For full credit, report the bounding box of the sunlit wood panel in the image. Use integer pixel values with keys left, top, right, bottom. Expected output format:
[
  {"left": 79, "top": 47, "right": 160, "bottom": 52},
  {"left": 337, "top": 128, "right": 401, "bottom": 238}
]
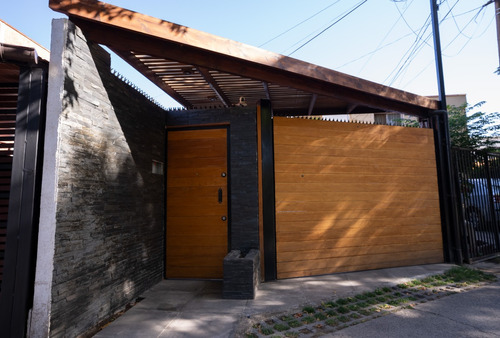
[
  {"left": 166, "top": 128, "right": 228, "bottom": 279},
  {"left": 274, "top": 117, "right": 443, "bottom": 279}
]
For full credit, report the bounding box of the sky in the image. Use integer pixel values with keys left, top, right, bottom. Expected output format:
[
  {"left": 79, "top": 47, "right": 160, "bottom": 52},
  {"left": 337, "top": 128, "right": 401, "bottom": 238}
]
[{"left": 2, "top": 0, "right": 499, "bottom": 115}]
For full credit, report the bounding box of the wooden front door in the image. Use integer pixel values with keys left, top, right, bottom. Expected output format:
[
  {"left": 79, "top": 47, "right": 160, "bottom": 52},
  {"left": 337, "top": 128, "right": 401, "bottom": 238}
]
[{"left": 166, "top": 127, "right": 229, "bottom": 279}]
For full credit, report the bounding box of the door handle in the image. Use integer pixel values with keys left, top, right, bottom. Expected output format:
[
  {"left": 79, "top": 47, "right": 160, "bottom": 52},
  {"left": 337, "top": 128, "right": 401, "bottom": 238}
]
[{"left": 218, "top": 188, "right": 223, "bottom": 204}]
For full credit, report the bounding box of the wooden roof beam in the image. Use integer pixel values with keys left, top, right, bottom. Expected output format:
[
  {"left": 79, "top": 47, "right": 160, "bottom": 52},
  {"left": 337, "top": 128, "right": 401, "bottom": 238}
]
[
  {"left": 307, "top": 94, "right": 318, "bottom": 116},
  {"left": 74, "top": 19, "right": 431, "bottom": 117},
  {"left": 262, "top": 82, "right": 272, "bottom": 101},
  {"left": 49, "top": 0, "right": 439, "bottom": 116},
  {"left": 346, "top": 104, "right": 357, "bottom": 114},
  {"left": 110, "top": 48, "right": 193, "bottom": 108},
  {"left": 196, "top": 67, "right": 231, "bottom": 107}
]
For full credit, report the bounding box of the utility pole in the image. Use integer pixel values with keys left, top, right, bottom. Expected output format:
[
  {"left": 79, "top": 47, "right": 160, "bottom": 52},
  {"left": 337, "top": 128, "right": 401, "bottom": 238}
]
[
  {"left": 429, "top": 0, "right": 462, "bottom": 264},
  {"left": 430, "top": 0, "right": 447, "bottom": 110},
  {"left": 496, "top": 0, "right": 500, "bottom": 71}
]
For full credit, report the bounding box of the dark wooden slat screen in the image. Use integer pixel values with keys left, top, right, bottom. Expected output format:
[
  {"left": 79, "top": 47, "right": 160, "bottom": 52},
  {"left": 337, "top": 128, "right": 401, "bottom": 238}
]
[{"left": 0, "top": 84, "right": 17, "bottom": 291}]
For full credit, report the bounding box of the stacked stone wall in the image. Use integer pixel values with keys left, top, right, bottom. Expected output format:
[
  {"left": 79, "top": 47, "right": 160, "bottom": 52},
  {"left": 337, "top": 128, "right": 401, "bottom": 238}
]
[{"left": 49, "top": 20, "right": 165, "bottom": 337}]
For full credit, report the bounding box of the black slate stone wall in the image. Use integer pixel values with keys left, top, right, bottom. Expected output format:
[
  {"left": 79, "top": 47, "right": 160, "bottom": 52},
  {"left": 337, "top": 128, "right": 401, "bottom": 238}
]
[
  {"left": 166, "top": 108, "right": 259, "bottom": 252},
  {"left": 49, "top": 20, "right": 165, "bottom": 337}
]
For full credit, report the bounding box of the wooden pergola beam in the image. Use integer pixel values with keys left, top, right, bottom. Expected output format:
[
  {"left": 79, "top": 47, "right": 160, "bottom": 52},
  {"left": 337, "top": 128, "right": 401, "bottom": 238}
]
[
  {"left": 196, "top": 67, "right": 232, "bottom": 107},
  {"left": 110, "top": 48, "right": 193, "bottom": 108},
  {"left": 307, "top": 94, "right": 317, "bottom": 116},
  {"left": 49, "top": 0, "right": 439, "bottom": 116},
  {"left": 262, "top": 82, "right": 271, "bottom": 101}
]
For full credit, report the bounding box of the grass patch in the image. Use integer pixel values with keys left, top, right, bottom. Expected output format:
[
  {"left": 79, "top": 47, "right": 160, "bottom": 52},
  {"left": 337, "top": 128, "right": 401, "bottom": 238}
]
[
  {"left": 338, "top": 316, "right": 350, "bottom": 323},
  {"left": 314, "top": 313, "right": 327, "bottom": 321},
  {"left": 260, "top": 327, "right": 274, "bottom": 335},
  {"left": 245, "top": 334, "right": 258, "bottom": 338},
  {"left": 350, "top": 313, "right": 362, "bottom": 319},
  {"left": 285, "top": 332, "right": 299, "bottom": 338},
  {"left": 357, "top": 301, "right": 370, "bottom": 308},
  {"left": 325, "top": 318, "right": 339, "bottom": 326},
  {"left": 444, "top": 266, "right": 496, "bottom": 283},
  {"left": 358, "top": 309, "right": 372, "bottom": 316},
  {"left": 301, "top": 316, "right": 315, "bottom": 324},
  {"left": 273, "top": 323, "right": 290, "bottom": 332},
  {"left": 287, "top": 319, "right": 302, "bottom": 328},
  {"left": 323, "top": 301, "right": 337, "bottom": 308},
  {"left": 326, "top": 309, "right": 337, "bottom": 317},
  {"left": 336, "top": 298, "right": 349, "bottom": 306},
  {"left": 302, "top": 306, "right": 316, "bottom": 314},
  {"left": 355, "top": 294, "right": 368, "bottom": 300},
  {"left": 337, "top": 306, "right": 349, "bottom": 314},
  {"left": 348, "top": 304, "right": 360, "bottom": 311}
]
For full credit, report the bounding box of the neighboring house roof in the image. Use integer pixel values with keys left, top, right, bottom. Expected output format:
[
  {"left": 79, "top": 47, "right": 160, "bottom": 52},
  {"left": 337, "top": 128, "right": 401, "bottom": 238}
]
[
  {"left": 49, "top": 0, "right": 440, "bottom": 117},
  {"left": 0, "top": 19, "right": 50, "bottom": 62},
  {"left": 428, "top": 94, "right": 467, "bottom": 108}
]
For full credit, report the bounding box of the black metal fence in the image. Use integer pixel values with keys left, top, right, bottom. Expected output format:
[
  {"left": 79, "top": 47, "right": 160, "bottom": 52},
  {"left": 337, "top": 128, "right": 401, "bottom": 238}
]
[{"left": 452, "top": 148, "right": 500, "bottom": 262}]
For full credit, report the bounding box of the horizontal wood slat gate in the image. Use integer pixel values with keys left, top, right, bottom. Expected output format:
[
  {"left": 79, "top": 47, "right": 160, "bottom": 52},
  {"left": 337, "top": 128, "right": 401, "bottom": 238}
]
[{"left": 273, "top": 117, "right": 444, "bottom": 279}]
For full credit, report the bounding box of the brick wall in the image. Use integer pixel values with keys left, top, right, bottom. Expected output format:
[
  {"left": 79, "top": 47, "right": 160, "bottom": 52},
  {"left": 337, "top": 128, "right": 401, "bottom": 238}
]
[
  {"left": 49, "top": 20, "right": 165, "bottom": 337},
  {"left": 166, "top": 108, "right": 259, "bottom": 252}
]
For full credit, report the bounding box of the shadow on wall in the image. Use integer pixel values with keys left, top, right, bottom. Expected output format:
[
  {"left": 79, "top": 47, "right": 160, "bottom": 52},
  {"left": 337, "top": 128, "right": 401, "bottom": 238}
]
[{"left": 50, "top": 23, "right": 165, "bottom": 337}]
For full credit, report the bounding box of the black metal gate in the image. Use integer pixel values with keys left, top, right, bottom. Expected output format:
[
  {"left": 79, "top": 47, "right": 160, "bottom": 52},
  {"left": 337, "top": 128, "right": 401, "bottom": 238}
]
[{"left": 452, "top": 148, "right": 500, "bottom": 262}]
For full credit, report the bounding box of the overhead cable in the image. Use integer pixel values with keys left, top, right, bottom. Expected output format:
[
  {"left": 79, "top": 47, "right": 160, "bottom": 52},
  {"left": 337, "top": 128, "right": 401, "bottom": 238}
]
[{"left": 288, "top": 0, "right": 368, "bottom": 56}]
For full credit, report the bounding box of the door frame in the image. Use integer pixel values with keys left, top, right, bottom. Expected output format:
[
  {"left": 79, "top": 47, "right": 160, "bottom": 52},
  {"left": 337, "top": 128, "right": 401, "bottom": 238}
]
[{"left": 164, "top": 123, "right": 231, "bottom": 279}]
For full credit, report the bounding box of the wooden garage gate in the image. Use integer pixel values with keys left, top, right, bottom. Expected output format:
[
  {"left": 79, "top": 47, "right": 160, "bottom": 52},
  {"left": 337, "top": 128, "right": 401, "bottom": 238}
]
[{"left": 273, "top": 117, "right": 444, "bottom": 279}]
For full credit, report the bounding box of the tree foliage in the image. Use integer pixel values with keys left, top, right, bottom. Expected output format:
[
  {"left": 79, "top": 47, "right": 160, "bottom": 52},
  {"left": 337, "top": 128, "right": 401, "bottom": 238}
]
[{"left": 448, "top": 102, "right": 500, "bottom": 152}]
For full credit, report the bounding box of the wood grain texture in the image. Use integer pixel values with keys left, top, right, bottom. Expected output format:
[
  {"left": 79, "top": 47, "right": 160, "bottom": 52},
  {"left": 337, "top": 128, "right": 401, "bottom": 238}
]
[
  {"left": 273, "top": 117, "right": 443, "bottom": 279},
  {"left": 166, "top": 128, "right": 228, "bottom": 278}
]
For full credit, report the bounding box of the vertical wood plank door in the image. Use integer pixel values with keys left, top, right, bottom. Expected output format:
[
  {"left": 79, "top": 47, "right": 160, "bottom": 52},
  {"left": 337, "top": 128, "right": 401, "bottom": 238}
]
[{"left": 166, "top": 127, "right": 228, "bottom": 279}]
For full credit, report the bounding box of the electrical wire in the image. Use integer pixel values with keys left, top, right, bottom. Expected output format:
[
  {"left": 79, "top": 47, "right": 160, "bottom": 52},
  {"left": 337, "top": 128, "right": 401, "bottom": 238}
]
[
  {"left": 384, "top": 14, "right": 432, "bottom": 86},
  {"left": 288, "top": 0, "right": 368, "bottom": 56},
  {"left": 259, "top": 0, "right": 342, "bottom": 48},
  {"left": 337, "top": 32, "right": 414, "bottom": 69},
  {"left": 394, "top": 0, "right": 431, "bottom": 47},
  {"left": 358, "top": 0, "right": 415, "bottom": 73},
  {"left": 398, "top": 0, "right": 494, "bottom": 87},
  {"left": 385, "top": 0, "right": 468, "bottom": 87}
]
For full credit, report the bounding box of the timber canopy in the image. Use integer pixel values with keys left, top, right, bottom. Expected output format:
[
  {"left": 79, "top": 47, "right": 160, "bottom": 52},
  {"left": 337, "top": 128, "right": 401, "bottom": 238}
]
[{"left": 49, "top": 0, "right": 440, "bottom": 117}]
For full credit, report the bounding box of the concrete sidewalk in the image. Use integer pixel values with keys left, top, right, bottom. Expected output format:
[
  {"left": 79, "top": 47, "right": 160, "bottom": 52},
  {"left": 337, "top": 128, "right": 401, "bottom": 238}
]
[
  {"left": 329, "top": 259, "right": 500, "bottom": 337},
  {"left": 94, "top": 263, "right": 454, "bottom": 337},
  {"left": 329, "top": 280, "right": 500, "bottom": 337}
]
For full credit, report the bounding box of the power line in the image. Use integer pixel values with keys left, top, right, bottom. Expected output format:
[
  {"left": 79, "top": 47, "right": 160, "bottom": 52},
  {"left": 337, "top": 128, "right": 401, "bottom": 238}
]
[
  {"left": 385, "top": 0, "right": 464, "bottom": 87},
  {"left": 288, "top": 0, "right": 368, "bottom": 56},
  {"left": 259, "top": 0, "right": 342, "bottom": 48},
  {"left": 395, "top": 0, "right": 493, "bottom": 87},
  {"left": 358, "top": 0, "right": 416, "bottom": 73},
  {"left": 337, "top": 32, "right": 414, "bottom": 69},
  {"left": 442, "top": 2, "right": 493, "bottom": 57},
  {"left": 394, "top": 0, "right": 431, "bottom": 47},
  {"left": 384, "top": 14, "right": 432, "bottom": 85}
]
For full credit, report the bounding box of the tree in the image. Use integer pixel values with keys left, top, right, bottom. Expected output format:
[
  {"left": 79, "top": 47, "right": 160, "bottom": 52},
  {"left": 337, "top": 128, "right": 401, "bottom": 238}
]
[{"left": 448, "top": 102, "right": 500, "bottom": 152}]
